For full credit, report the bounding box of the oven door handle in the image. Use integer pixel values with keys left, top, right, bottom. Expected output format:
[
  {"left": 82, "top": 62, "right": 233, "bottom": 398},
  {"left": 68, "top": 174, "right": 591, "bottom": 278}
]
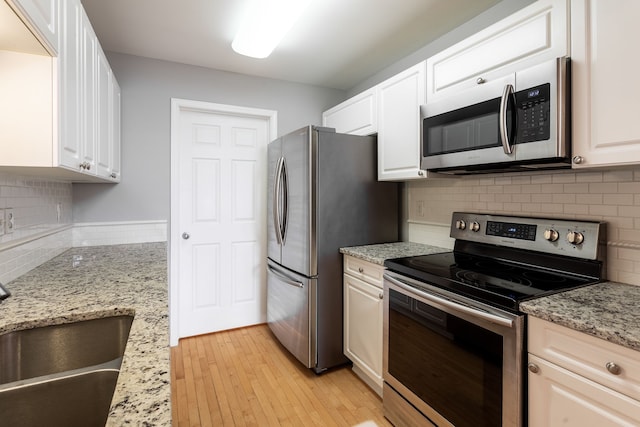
[{"left": 384, "top": 272, "right": 514, "bottom": 328}]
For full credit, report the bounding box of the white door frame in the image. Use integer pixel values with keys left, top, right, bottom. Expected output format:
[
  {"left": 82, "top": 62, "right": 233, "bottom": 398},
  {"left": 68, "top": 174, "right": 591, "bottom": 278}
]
[{"left": 169, "top": 98, "right": 277, "bottom": 346}]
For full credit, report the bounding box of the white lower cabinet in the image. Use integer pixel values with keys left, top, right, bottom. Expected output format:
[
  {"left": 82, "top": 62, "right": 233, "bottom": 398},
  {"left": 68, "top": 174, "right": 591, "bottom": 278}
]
[
  {"left": 528, "top": 317, "right": 640, "bottom": 426},
  {"left": 343, "top": 255, "right": 384, "bottom": 396}
]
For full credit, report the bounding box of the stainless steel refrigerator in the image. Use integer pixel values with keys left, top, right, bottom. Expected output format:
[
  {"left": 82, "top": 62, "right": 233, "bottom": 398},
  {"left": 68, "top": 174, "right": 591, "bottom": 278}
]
[{"left": 267, "top": 125, "right": 398, "bottom": 373}]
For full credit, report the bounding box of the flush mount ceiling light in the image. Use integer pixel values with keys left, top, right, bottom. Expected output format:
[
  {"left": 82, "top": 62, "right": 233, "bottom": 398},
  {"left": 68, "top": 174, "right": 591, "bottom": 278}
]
[{"left": 232, "top": 0, "right": 313, "bottom": 59}]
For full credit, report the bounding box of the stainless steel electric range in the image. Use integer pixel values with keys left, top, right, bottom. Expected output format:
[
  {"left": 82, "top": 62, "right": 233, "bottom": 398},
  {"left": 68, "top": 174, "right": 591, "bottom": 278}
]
[{"left": 382, "top": 212, "right": 606, "bottom": 427}]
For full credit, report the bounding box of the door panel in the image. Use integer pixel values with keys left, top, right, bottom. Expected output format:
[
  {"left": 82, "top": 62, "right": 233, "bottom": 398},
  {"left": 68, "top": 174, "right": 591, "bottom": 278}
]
[
  {"left": 177, "top": 108, "right": 268, "bottom": 337},
  {"left": 281, "top": 126, "right": 313, "bottom": 276}
]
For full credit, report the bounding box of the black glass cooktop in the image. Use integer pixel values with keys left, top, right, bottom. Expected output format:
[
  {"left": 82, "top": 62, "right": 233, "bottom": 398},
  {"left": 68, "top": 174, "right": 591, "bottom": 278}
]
[{"left": 384, "top": 251, "right": 599, "bottom": 312}]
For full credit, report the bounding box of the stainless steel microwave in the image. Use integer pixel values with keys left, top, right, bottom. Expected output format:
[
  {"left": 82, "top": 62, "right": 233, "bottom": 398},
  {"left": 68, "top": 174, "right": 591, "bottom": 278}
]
[{"left": 420, "top": 57, "right": 570, "bottom": 174}]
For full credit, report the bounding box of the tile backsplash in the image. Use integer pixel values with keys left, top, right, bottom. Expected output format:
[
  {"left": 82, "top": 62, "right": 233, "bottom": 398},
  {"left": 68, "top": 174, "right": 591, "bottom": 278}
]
[
  {"left": 0, "top": 173, "right": 73, "bottom": 283},
  {"left": 407, "top": 166, "right": 640, "bottom": 285}
]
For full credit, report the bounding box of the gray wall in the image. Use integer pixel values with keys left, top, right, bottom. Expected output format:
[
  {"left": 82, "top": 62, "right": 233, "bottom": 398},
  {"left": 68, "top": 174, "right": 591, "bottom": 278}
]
[
  {"left": 72, "top": 53, "right": 345, "bottom": 222},
  {"left": 348, "top": 0, "right": 536, "bottom": 97},
  {"left": 72, "top": 0, "right": 536, "bottom": 224}
]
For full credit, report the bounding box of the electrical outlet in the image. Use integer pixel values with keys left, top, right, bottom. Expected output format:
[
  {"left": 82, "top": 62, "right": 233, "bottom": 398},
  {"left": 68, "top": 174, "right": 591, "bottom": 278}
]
[
  {"left": 0, "top": 209, "right": 4, "bottom": 237},
  {"left": 5, "top": 209, "right": 14, "bottom": 234}
]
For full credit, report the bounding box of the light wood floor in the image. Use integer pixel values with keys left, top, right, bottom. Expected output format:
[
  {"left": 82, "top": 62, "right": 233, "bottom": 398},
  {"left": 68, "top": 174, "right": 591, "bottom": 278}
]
[{"left": 171, "top": 323, "right": 393, "bottom": 427}]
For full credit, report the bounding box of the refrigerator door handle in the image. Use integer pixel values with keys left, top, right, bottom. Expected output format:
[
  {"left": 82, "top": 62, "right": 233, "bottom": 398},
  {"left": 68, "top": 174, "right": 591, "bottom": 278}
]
[
  {"left": 281, "top": 157, "right": 288, "bottom": 244},
  {"left": 273, "top": 157, "right": 284, "bottom": 245},
  {"left": 267, "top": 265, "right": 304, "bottom": 288}
]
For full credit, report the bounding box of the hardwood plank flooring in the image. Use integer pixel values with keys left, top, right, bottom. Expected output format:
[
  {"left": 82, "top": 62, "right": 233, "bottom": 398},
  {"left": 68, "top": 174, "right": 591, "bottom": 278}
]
[{"left": 171, "top": 324, "right": 393, "bottom": 427}]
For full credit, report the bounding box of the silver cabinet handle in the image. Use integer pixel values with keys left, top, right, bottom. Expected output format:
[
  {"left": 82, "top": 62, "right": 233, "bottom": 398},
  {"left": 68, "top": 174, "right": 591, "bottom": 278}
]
[
  {"left": 358, "top": 267, "right": 364, "bottom": 273},
  {"left": 418, "top": 170, "right": 425, "bottom": 177},
  {"left": 110, "top": 173, "right": 117, "bottom": 179},
  {"left": 572, "top": 155, "right": 585, "bottom": 165},
  {"left": 378, "top": 293, "right": 383, "bottom": 300},
  {"left": 528, "top": 363, "right": 540, "bottom": 374},
  {"left": 182, "top": 232, "right": 190, "bottom": 240},
  {"left": 476, "top": 77, "right": 486, "bottom": 85},
  {"left": 606, "top": 362, "right": 621, "bottom": 375}
]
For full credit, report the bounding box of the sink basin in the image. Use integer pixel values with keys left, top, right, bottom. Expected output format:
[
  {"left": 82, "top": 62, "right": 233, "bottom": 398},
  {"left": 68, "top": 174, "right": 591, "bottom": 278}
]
[
  {"left": 0, "top": 315, "right": 133, "bottom": 427},
  {"left": 0, "top": 315, "right": 133, "bottom": 384},
  {"left": 0, "top": 364, "right": 120, "bottom": 427}
]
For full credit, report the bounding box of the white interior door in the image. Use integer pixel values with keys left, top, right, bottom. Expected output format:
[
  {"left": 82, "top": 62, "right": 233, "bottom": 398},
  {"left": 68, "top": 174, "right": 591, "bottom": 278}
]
[{"left": 170, "top": 99, "right": 276, "bottom": 343}]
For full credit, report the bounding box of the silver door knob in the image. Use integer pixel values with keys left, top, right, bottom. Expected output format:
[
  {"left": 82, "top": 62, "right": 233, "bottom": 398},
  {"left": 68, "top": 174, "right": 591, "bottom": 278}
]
[
  {"left": 572, "top": 155, "right": 584, "bottom": 164},
  {"left": 182, "top": 232, "right": 190, "bottom": 240},
  {"left": 606, "top": 362, "right": 621, "bottom": 375}
]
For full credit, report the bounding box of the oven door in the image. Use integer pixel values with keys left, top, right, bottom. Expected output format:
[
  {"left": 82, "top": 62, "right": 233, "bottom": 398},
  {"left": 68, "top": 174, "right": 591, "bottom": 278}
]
[{"left": 383, "top": 271, "right": 524, "bottom": 427}]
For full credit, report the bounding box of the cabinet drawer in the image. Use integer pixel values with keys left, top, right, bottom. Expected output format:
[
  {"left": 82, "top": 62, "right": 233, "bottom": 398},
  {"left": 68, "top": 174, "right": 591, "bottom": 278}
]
[
  {"left": 343, "top": 256, "right": 384, "bottom": 288},
  {"left": 529, "top": 317, "right": 640, "bottom": 399}
]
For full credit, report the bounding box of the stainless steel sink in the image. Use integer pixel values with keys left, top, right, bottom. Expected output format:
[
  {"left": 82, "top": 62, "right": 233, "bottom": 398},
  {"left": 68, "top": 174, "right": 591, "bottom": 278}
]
[
  {"left": 0, "top": 315, "right": 133, "bottom": 384},
  {"left": 0, "top": 315, "right": 133, "bottom": 427}
]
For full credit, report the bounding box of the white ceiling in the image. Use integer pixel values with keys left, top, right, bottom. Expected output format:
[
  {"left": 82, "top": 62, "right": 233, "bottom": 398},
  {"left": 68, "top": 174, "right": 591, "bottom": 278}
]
[{"left": 80, "top": 0, "right": 501, "bottom": 91}]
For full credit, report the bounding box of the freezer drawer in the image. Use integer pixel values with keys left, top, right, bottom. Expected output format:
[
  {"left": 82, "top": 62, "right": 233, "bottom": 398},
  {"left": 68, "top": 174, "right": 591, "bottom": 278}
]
[{"left": 266, "top": 259, "right": 316, "bottom": 368}]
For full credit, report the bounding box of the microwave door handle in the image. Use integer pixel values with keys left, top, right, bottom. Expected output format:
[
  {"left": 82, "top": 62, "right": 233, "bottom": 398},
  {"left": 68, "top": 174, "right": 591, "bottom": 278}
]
[
  {"left": 273, "top": 157, "right": 284, "bottom": 245},
  {"left": 499, "top": 83, "right": 515, "bottom": 155}
]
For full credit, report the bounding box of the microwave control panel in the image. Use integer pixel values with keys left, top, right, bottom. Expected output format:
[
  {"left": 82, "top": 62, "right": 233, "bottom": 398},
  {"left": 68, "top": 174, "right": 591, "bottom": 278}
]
[{"left": 515, "top": 83, "right": 550, "bottom": 143}]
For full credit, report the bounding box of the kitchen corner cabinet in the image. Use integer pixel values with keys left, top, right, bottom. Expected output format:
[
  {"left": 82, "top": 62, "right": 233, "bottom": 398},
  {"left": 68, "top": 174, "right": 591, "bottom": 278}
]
[
  {"left": 426, "top": 0, "right": 569, "bottom": 103},
  {"left": 343, "top": 255, "right": 385, "bottom": 397},
  {"left": 377, "top": 61, "right": 426, "bottom": 181},
  {"left": 528, "top": 317, "right": 640, "bottom": 426},
  {"left": 570, "top": 0, "right": 640, "bottom": 168},
  {"left": 6, "top": 0, "right": 59, "bottom": 54},
  {"left": 322, "top": 88, "right": 377, "bottom": 136},
  {"left": 322, "top": 61, "right": 428, "bottom": 181}
]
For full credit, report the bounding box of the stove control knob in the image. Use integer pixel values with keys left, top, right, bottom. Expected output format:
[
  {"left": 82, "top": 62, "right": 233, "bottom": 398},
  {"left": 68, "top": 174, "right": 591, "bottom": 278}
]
[
  {"left": 567, "top": 231, "right": 585, "bottom": 245},
  {"left": 543, "top": 229, "right": 559, "bottom": 242},
  {"left": 455, "top": 219, "right": 466, "bottom": 230},
  {"left": 470, "top": 221, "right": 480, "bottom": 232}
]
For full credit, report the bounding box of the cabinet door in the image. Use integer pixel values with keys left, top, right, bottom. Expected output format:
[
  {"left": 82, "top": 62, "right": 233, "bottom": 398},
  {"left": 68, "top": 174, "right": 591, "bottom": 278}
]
[
  {"left": 322, "top": 88, "right": 376, "bottom": 136},
  {"left": 570, "top": 0, "right": 640, "bottom": 168},
  {"left": 58, "top": 0, "right": 82, "bottom": 170},
  {"left": 377, "top": 61, "right": 426, "bottom": 181},
  {"left": 344, "top": 274, "right": 383, "bottom": 389},
  {"left": 96, "top": 44, "right": 111, "bottom": 178},
  {"left": 109, "top": 74, "right": 121, "bottom": 181},
  {"left": 528, "top": 355, "right": 640, "bottom": 427},
  {"left": 80, "top": 8, "right": 97, "bottom": 173},
  {"left": 8, "top": 0, "right": 59, "bottom": 54},
  {"left": 427, "top": 0, "right": 568, "bottom": 102}
]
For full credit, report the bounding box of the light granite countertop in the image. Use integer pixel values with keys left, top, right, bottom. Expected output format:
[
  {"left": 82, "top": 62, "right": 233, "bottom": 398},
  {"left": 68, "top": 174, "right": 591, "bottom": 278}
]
[
  {"left": 340, "top": 241, "right": 450, "bottom": 265},
  {"left": 521, "top": 281, "right": 640, "bottom": 352},
  {"left": 0, "top": 243, "right": 170, "bottom": 426}
]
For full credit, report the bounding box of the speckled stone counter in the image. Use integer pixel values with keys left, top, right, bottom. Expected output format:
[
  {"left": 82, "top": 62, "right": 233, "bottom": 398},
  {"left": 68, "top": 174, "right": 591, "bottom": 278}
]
[
  {"left": 0, "top": 243, "right": 170, "bottom": 426},
  {"left": 521, "top": 281, "right": 640, "bottom": 352},
  {"left": 340, "top": 241, "right": 449, "bottom": 265}
]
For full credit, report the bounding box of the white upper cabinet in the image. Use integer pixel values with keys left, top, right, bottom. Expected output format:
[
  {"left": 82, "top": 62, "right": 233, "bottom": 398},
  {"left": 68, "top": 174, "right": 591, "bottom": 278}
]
[
  {"left": 377, "top": 61, "right": 427, "bottom": 181},
  {"left": 7, "top": 0, "right": 59, "bottom": 54},
  {"left": 322, "top": 88, "right": 377, "bottom": 136},
  {"left": 0, "top": 0, "right": 120, "bottom": 182},
  {"left": 426, "top": 0, "right": 569, "bottom": 103},
  {"left": 322, "top": 61, "right": 427, "bottom": 181},
  {"left": 570, "top": 0, "right": 640, "bottom": 168}
]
